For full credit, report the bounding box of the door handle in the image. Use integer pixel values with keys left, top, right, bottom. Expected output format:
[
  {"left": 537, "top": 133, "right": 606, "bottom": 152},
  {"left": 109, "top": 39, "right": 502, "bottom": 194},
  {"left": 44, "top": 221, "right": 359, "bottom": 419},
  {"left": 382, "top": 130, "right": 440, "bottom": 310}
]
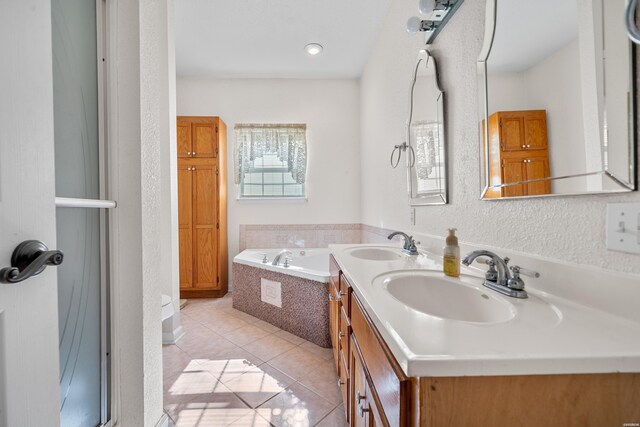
[{"left": 0, "top": 240, "right": 64, "bottom": 284}]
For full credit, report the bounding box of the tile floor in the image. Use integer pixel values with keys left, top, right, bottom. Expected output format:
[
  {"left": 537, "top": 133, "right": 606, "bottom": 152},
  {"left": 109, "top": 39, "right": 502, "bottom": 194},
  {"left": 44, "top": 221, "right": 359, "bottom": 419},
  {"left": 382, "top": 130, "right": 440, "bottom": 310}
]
[{"left": 164, "top": 293, "right": 348, "bottom": 427}]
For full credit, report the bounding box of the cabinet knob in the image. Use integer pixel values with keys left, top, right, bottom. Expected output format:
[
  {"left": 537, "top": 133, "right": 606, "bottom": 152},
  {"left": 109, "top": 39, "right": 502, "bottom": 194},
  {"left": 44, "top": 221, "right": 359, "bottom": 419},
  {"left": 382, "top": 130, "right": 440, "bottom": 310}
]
[
  {"left": 337, "top": 378, "right": 344, "bottom": 387},
  {"left": 339, "top": 331, "right": 345, "bottom": 338},
  {"left": 358, "top": 403, "right": 370, "bottom": 418},
  {"left": 356, "top": 391, "right": 366, "bottom": 402},
  {"left": 329, "top": 294, "right": 335, "bottom": 302},
  {"left": 526, "top": 144, "right": 531, "bottom": 148},
  {"left": 521, "top": 145, "right": 525, "bottom": 148},
  {"left": 339, "top": 291, "right": 347, "bottom": 296},
  {"left": 192, "top": 152, "right": 196, "bottom": 157}
]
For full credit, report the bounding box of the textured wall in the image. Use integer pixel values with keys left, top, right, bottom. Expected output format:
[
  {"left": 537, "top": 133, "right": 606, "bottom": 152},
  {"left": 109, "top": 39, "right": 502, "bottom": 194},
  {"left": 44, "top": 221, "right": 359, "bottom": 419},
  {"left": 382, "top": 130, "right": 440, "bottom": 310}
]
[{"left": 360, "top": 0, "right": 640, "bottom": 274}]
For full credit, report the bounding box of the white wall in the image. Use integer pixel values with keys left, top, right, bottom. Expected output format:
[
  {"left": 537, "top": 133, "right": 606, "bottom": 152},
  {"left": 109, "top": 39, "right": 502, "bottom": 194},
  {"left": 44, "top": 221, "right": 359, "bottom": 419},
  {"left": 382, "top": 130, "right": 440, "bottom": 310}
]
[
  {"left": 360, "top": 0, "right": 640, "bottom": 274},
  {"left": 489, "top": 39, "right": 588, "bottom": 192},
  {"left": 176, "top": 78, "right": 361, "bottom": 285},
  {"left": 109, "top": 0, "right": 169, "bottom": 424}
]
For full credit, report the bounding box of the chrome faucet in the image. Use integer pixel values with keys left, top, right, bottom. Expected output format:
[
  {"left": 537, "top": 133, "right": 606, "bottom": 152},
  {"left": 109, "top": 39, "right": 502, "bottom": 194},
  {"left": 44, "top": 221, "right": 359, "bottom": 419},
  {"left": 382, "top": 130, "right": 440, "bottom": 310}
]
[
  {"left": 462, "top": 250, "right": 538, "bottom": 299},
  {"left": 272, "top": 250, "right": 292, "bottom": 266},
  {"left": 387, "top": 231, "right": 420, "bottom": 255}
]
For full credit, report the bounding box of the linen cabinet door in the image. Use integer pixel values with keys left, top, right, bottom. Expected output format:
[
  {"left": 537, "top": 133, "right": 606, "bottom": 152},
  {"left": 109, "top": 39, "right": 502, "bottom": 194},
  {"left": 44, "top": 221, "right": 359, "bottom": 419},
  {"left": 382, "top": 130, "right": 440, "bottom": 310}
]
[
  {"left": 192, "top": 163, "right": 219, "bottom": 289},
  {"left": 499, "top": 112, "right": 525, "bottom": 151},
  {"left": 523, "top": 111, "right": 548, "bottom": 150},
  {"left": 177, "top": 120, "right": 193, "bottom": 158},
  {"left": 192, "top": 122, "right": 217, "bottom": 158},
  {"left": 501, "top": 158, "right": 526, "bottom": 197},
  {"left": 525, "top": 156, "right": 551, "bottom": 195},
  {"left": 178, "top": 164, "right": 194, "bottom": 289}
]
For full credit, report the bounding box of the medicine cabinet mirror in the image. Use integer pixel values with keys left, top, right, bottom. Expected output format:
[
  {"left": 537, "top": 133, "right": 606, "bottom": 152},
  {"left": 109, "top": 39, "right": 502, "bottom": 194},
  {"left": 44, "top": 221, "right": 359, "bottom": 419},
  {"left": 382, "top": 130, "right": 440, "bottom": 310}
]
[
  {"left": 407, "top": 49, "right": 448, "bottom": 205},
  {"left": 478, "top": 0, "right": 636, "bottom": 199}
]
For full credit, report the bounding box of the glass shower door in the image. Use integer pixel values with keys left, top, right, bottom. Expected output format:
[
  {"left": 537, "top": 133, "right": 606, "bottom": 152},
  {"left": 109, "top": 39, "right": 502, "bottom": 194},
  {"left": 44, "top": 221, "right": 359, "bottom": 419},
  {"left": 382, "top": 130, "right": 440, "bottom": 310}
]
[{"left": 52, "top": 0, "right": 113, "bottom": 426}]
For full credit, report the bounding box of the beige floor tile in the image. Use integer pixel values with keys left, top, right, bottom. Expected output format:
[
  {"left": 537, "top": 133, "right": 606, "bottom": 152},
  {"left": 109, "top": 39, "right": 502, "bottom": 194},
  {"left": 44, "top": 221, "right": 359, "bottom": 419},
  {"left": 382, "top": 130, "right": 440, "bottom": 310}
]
[
  {"left": 177, "top": 331, "right": 239, "bottom": 359},
  {"left": 251, "top": 319, "right": 281, "bottom": 334},
  {"left": 224, "top": 363, "right": 296, "bottom": 409},
  {"left": 173, "top": 386, "right": 253, "bottom": 427},
  {"left": 222, "top": 323, "right": 272, "bottom": 347},
  {"left": 242, "top": 334, "right": 296, "bottom": 362},
  {"left": 256, "top": 382, "right": 334, "bottom": 427},
  {"left": 297, "top": 365, "right": 341, "bottom": 406},
  {"left": 266, "top": 347, "right": 324, "bottom": 381},
  {"left": 163, "top": 344, "right": 201, "bottom": 380},
  {"left": 298, "top": 341, "right": 333, "bottom": 361},
  {"left": 272, "top": 330, "right": 306, "bottom": 346},
  {"left": 227, "top": 411, "right": 274, "bottom": 427},
  {"left": 196, "top": 347, "right": 266, "bottom": 383},
  {"left": 315, "top": 405, "right": 348, "bottom": 427},
  {"left": 164, "top": 370, "right": 220, "bottom": 422},
  {"left": 202, "top": 314, "right": 249, "bottom": 335}
]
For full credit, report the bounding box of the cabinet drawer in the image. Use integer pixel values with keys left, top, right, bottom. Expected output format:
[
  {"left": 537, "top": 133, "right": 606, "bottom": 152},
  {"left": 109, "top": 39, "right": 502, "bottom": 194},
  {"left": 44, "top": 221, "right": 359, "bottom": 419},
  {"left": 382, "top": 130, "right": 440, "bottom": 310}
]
[
  {"left": 339, "top": 273, "right": 351, "bottom": 313},
  {"left": 339, "top": 356, "right": 349, "bottom": 422},
  {"left": 339, "top": 305, "right": 350, "bottom": 369},
  {"left": 351, "top": 295, "right": 410, "bottom": 427}
]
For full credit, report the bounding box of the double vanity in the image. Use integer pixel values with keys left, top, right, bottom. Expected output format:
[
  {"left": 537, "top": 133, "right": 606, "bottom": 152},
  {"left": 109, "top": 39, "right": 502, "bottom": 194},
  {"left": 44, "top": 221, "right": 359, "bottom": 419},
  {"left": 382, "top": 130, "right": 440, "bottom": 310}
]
[{"left": 328, "top": 243, "right": 640, "bottom": 426}]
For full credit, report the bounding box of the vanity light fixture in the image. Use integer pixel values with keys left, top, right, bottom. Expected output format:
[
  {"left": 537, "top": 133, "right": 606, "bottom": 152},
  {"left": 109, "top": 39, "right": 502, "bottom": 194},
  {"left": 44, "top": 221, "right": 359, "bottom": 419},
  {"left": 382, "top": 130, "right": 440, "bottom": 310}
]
[
  {"left": 406, "top": 0, "right": 464, "bottom": 44},
  {"left": 304, "top": 43, "right": 323, "bottom": 56}
]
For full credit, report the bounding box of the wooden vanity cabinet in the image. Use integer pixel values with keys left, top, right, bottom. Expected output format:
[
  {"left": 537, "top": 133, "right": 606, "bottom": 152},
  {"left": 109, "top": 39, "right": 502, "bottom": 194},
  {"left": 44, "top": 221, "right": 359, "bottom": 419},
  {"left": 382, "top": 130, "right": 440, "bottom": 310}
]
[
  {"left": 485, "top": 110, "right": 551, "bottom": 198},
  {"left": 328, "top": 254, "right": 640, "bottom": 427}
]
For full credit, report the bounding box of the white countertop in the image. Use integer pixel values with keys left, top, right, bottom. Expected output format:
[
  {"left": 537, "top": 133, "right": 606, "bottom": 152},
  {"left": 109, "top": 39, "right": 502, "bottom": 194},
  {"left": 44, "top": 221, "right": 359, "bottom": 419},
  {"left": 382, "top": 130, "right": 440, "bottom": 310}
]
[{"left": 329, "top": 243, "right": 640, "bottom": 377}]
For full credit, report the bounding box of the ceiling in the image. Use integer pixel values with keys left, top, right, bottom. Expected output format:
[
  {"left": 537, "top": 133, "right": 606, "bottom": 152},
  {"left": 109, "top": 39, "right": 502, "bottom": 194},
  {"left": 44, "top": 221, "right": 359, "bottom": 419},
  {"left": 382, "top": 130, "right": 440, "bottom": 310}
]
[
  {"left": 175, "top": 0, "right": 393, "bottom": 79},
  {"left": 488, "top": 0, "right": 579, "bottom": 73}
]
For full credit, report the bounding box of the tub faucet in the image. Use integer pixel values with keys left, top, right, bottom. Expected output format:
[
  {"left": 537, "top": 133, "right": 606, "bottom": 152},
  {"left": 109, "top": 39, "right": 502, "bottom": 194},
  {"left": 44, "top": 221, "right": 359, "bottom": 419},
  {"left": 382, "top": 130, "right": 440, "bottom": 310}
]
[
  {"left": 462, "top": 250, "right": 537, "bottom": 299},
  {"left": 387, "top": 231, "right": 420, "bottom": 255},
  {"left": 272, "top": 250, "right": 292, "bottom": 266}
]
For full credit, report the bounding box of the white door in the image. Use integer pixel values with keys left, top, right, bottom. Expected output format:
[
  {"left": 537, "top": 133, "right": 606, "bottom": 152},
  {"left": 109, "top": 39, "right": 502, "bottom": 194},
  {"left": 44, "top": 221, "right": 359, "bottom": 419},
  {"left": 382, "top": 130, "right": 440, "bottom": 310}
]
[{"left": 0, "top": 1, "right": 63, "bottom": 426}]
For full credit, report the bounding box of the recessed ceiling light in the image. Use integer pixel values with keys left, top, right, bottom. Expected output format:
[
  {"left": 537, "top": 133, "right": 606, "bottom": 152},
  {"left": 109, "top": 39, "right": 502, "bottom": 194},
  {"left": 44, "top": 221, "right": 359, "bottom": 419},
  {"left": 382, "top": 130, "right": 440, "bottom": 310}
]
[{"left": 304, "top": 43, "right": 323, "bottom": 56}]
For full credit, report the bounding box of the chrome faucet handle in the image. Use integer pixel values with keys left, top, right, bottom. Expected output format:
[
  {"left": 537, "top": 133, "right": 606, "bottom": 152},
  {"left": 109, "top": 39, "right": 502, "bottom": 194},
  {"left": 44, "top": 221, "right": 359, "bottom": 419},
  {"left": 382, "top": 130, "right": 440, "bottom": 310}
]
[
  {"left": 510, "top": 265, "right": 540, "bottom": 278},
  {"left": 283, "top": 256, "right": 291, "bottom": 268},
  {"left": 261, "top": 253, "right": 269, "bottom": 264},
  {"left": 507, "top": 266, "right": 525, "bottom": 290},
  {"left": 475, "top": 258, "right": 499, "bottom": 282}
]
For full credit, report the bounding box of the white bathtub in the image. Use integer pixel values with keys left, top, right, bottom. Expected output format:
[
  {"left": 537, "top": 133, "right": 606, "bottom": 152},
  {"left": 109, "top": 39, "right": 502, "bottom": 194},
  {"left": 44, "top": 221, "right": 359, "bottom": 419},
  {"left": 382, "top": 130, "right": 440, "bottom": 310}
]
[{"left": 233, "top": 248, "right": 330, "bottom": 283}]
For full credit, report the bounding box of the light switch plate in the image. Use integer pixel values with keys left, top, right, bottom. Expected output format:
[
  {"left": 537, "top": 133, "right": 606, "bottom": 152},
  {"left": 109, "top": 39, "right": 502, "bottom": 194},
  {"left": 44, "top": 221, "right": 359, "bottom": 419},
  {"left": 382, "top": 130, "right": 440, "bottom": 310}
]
[{"left": 606, "top": 203, "right": 640, "bottom": 254}]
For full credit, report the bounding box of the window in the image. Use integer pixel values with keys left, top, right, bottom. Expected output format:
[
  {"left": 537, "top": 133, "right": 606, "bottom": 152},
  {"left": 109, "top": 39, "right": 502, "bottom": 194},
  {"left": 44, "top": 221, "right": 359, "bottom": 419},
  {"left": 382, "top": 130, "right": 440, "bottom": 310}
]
[{"left": 234, "top": 124, "right": 307, "bottom": 198}]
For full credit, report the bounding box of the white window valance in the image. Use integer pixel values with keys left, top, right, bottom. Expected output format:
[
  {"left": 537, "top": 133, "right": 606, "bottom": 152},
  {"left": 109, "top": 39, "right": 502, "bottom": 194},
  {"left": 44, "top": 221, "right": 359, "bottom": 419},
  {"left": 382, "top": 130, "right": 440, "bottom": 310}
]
[{"left": 234, "top": 124, "right": 308, "bottom": 185}]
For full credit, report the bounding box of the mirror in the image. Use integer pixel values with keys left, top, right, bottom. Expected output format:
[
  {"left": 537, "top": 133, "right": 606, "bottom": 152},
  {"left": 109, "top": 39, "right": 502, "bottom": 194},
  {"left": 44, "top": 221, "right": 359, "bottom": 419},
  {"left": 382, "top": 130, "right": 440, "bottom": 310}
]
[
  {"left": 478, "top": 0, "right": 636, "bottom": 199},
  {"left": 407, "top": 50, "right": 448, "bottom": 205}
]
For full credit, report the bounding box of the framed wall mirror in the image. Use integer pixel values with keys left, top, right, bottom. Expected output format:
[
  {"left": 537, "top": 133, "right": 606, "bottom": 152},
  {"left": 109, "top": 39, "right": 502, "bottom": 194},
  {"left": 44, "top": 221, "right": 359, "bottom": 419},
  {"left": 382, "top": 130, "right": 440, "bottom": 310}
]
[
  {"left": 478, "top": 0, "right": 637, "bottom": 199},
  {"left": 407, "top": 49, "right": 448, "bottom": 205}
]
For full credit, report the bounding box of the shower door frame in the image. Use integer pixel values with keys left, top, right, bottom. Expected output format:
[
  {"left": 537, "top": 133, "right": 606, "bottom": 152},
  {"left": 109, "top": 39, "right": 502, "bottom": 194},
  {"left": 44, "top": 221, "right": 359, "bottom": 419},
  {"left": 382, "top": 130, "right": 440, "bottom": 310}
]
[{"left": 55, "top": 1, "right": 116, "bottom": 425}]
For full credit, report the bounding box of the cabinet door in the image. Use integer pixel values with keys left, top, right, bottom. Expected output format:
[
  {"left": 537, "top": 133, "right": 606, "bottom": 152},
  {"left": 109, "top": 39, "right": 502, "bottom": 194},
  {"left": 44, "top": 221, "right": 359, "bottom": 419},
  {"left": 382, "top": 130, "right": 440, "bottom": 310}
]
[
  {"left": 178, "top": 165, "right": 193, "bottom": 289},
  {"left": 501, "top": 158, "right": 526, "bottom": 197},
  {"left": 525, "top": 157, "right": 551, "bottom": 195},
  {"left": 500, "top": 113, "right": 525, "bottom": 151},
  {"left": 523, "top": 111, "right": 548, "bottom": 150},
  {"left": 351, "top": 339, "right": 368, "bottom": 427},
  {"left": 329, "top": 282, "right": 340, "bottom": 371},
  {"left": 177, "top": 121, "right": 193, "bottom": 158},
  {"left": 192, "top": 163, "right": 219, "bottom": 289},
  {"left": 192, "top": 122, "right": 217, "bottom": 158}
]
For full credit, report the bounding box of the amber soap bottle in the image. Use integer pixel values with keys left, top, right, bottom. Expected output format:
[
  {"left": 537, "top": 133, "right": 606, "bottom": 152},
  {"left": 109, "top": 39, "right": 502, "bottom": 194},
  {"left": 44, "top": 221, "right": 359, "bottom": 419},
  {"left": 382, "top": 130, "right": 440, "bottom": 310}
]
[{"left": 443, "top": 228, "right": 460, "bottom": 277}]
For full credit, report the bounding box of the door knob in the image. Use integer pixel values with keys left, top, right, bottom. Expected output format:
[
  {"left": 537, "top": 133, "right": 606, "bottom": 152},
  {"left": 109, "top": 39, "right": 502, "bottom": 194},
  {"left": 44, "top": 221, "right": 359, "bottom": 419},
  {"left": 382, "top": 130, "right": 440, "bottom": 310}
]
[{"left": 0, "top": 240, "right": 64, "bottom": 284}]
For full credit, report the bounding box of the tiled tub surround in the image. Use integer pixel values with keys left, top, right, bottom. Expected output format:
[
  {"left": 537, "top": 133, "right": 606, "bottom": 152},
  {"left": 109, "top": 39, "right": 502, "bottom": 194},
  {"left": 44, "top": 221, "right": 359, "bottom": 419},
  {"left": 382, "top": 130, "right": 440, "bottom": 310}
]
[
  {"left": 239, "top": 224, "right": 361, "bottom": 251},
  {"left": 164, "top": 294, "right": 346, "bottom": 427},
  {"left": 231, "top": 256, "right": 331, "bottom": 348}
]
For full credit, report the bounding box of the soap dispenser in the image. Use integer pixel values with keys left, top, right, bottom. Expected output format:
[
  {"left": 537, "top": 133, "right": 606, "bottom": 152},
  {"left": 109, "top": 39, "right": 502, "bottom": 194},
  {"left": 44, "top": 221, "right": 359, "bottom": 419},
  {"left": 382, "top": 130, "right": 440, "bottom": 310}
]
[{"left": 443, "top": 228, "right": 460, "bottom": 277}]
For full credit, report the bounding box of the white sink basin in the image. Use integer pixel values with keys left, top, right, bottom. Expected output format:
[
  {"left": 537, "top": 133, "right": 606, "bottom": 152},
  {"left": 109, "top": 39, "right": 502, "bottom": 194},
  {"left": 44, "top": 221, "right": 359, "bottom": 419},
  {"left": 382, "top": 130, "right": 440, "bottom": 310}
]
[
  {"left": 375, "top": 270, "right": 516, "bottom": 324},
  {"left": 348, "top": 247, "right": 403, "bottom": 261}
]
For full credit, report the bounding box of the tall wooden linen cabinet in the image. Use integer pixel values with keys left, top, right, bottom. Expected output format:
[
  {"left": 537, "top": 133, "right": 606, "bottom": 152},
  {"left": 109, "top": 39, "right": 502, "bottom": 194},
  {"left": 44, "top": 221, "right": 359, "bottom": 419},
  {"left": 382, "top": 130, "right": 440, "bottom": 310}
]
[
  {"left": 177, "top": 116, "right": 228, "bottom": 298},
  {"left": 484, "top": 110, "right": 551, "bottom": 198}
]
